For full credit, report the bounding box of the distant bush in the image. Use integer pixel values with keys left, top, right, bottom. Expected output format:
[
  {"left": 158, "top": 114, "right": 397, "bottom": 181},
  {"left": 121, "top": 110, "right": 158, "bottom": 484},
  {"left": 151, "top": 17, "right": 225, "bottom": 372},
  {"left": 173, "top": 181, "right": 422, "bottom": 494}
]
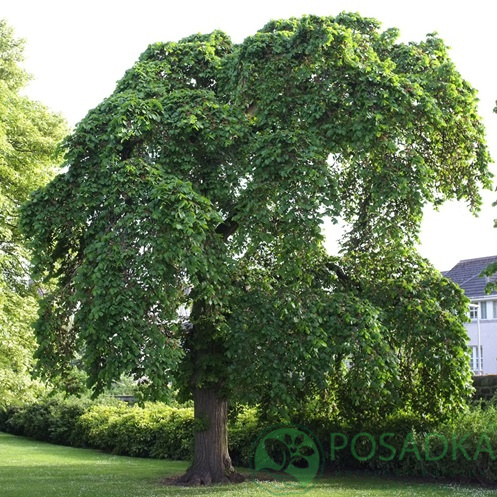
[
  {"left": 0, "top": 397, "right": 265, "bottom": 465},
  {"left": 149, "top": 405, "right": 195, "bottom": 460},
  {"left": 228, "top": 406, "right": 262, "bottom": 466},
  {"left": 473, "top": 375, "right": 497, "bottom": 403},
  {"left": 3, "top": 396, "right": 92, "bottom": 446},
  {"left": 413, "top": 405, "right": 497, "bottom": 483},
  {"left": 77, "top": 403, "right": 194, "bottom": 460},
  {"left": 0, "top": 405, "right": 19, "bottom": 433},
  {"left": 320, "top": 406, "right": 497, "bottom": 485}
]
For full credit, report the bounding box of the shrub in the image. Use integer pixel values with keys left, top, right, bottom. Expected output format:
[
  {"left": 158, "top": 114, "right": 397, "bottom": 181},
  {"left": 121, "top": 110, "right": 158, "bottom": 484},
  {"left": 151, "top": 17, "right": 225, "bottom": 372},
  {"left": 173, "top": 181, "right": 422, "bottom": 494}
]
[
  {"left": 0, "top": 405, "right": 19, "bottom": 433},
  {"left": 4, "top": 396, "right": 92, "bottom": 446},
  {"left": 76, "top": 403, "right": 131, "bottom": 452},
  {"left": 150, "top": 405, "right": 195, "bottom": 460},
  {"left": 414, "top": 405, "right": 497, "bottom": 483},
  {"left": 3, "top": 397, "right": 497, "bottom": 485},
  {"left": 228, "top": 406, "right": 261, "bottom": 466},
  {"left": 329, "top": 406, "right": 497, "bottom": 484},
  {"left": 76, "top": 403, "right": 195, "bottom": 460}
]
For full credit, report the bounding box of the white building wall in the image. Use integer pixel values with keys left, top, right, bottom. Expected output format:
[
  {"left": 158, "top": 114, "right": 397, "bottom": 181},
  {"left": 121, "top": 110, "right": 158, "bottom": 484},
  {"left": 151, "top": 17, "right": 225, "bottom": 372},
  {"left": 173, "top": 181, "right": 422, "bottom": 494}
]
[{"left": 466, "top": 299, "right": 497, "bottom": 375}]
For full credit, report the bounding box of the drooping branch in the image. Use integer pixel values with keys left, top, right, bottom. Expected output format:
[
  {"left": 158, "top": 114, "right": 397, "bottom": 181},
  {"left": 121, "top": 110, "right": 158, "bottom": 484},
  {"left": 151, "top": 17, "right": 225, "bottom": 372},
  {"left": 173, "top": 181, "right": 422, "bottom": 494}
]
[
  {"left": 215, "top": 215, "right": 239, "bottom": 241},
  {"left": 326, "top": 261, "right": 361, "bottom": 292}
]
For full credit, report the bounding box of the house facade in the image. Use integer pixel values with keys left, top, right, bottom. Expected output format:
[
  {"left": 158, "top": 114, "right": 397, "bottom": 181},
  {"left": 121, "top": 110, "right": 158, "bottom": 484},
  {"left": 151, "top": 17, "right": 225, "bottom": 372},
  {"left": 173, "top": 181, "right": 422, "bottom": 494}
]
[{"left": 443, "top": 255, "right": 497, "bottom": 375}]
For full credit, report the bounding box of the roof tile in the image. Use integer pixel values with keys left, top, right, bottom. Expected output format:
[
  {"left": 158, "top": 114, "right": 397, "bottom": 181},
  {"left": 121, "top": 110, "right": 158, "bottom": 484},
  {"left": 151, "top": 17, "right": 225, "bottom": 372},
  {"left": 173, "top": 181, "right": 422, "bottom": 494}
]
[{"left": 444, "top": 255, "right": 497, "bottom": 298}]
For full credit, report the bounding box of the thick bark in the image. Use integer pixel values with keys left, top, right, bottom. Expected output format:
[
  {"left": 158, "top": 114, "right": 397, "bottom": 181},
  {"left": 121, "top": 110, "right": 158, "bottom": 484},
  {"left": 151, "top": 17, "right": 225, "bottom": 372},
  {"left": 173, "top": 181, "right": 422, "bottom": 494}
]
[{"left": 176, "top": 387, "right": 244, "bottom": 485}]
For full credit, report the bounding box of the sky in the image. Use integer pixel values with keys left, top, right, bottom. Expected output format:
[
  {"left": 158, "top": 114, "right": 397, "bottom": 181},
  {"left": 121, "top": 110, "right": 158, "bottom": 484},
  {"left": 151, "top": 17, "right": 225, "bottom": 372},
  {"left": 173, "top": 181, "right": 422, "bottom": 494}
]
[{"left": 2, "top": 0, "right": 497, "bottom": 271}]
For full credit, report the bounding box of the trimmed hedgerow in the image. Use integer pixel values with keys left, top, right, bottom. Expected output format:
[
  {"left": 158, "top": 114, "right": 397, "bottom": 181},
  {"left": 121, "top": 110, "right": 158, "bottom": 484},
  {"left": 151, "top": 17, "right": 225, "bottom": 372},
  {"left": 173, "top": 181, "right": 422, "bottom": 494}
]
[
  {"left": 3, "top": 397, "right": 92, "bottom": 446},
  {"left": 410, "top": 405, "right": 497, "bottom": 483},
  {"left": 77, "top": 403, "right": 195, "bottom": 460},
  {"left": 228, "top": 406, "right": 262, "bottom": 467},
  {"left": 320, "top": 406, "right": 497, "bottom": 485},
  {"left": 2, "top": 398, "right": 497, "bottom": 485}
]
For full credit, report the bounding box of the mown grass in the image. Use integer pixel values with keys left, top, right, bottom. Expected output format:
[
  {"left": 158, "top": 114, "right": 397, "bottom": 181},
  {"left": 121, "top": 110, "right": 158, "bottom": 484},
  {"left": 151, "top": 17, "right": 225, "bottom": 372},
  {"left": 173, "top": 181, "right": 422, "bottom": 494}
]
[{"left": 0, "top": 431, "right": 495, "bottom": 497}]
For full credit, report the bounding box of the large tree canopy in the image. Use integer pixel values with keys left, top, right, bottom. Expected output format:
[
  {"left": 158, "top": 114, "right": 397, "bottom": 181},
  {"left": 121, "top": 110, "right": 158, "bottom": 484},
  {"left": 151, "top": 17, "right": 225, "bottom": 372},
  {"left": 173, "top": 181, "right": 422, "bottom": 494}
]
[
  {"left": 21, "top": 14, "right": 491, "bottom": 483},
  {"left": 0, "top": 19, "right": 67, "bottom": 407}
]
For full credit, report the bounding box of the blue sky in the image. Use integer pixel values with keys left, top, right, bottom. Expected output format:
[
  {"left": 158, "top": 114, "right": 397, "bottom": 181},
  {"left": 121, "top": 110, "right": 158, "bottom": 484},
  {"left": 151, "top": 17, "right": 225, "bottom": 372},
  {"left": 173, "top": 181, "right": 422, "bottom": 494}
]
[{"left": 3, "top": 0, "right": 497, "bottom": 270}]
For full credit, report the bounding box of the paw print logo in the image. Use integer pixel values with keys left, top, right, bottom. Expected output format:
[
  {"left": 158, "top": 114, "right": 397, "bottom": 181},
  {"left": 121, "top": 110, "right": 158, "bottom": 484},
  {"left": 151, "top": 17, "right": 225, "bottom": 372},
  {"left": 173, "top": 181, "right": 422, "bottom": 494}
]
[{"left": 250, "top": 424, "right": 324, "bottom": 495}]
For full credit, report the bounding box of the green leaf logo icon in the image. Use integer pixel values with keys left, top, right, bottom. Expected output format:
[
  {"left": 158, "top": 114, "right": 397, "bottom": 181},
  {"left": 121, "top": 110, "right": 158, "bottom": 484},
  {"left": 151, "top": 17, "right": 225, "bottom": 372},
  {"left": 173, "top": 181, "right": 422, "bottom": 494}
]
[{"left": 250, "top": 424, "right": 324, "bottom": 495}]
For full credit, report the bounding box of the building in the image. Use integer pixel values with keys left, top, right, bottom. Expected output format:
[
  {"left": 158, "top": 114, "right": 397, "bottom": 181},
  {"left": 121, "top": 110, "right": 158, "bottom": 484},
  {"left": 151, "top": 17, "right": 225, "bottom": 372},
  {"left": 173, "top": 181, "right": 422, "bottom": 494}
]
[{"left": 443, "top": 255, "right": 497, "bottom": 375}]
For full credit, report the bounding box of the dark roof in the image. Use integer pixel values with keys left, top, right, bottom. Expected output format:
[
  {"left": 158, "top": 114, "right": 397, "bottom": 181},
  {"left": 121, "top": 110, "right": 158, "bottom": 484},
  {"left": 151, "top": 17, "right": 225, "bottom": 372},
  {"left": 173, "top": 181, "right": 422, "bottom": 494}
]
[{"left": 443, "top": 256, "right": 497, "bottom": 298}]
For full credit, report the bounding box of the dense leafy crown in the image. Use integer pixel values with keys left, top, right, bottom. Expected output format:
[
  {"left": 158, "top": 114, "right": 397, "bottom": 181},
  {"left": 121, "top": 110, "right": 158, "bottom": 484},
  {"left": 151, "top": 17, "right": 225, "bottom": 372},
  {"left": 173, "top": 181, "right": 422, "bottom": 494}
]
[
  {"left": 21, "top": 14, "right": 491, "bottom": 419},
  {"left": 0, "top": 19, "right": 67, "bottom": 406}
]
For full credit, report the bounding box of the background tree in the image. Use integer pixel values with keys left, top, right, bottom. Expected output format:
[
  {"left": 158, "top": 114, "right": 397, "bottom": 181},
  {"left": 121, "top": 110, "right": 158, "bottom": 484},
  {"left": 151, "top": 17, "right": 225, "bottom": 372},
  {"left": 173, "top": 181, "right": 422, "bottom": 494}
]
[
  {"left": 0, "top": 19, "right": 67, "bottom": 408},
  {"left": 480, "top": 103, "right": 497, "bottom": 284},
  {"left": 21, "top": 14, "right": 491, "bottom": 484}
]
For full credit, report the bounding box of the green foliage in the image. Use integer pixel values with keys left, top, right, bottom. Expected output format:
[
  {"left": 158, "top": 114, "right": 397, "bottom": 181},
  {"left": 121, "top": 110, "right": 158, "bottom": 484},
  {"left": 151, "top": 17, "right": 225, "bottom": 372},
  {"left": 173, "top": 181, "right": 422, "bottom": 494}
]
[
  {"left": 336, "top": 250, "right": 474, "bottom": 421},
  {"left": 358, "top": 405, "right": 497, "bottom": 484},
  {"left": 419, "top": 406, "right": 497, "bottom": 482},
  {"left": 1, "top": 398, "right": 195, "bottom": 460},
  {"left": 228, "top": 406, "right": 264, "bottom": 466},
  {"left": 149, "top": 407, "right": 195, "bottom": 459},
  {"left": 2, "top": 396, "right": 92, "bottom": 445},
  {"left": 3, "top": 396, "right": 497, "bottom": 485},
  {"left": 77, "top": 403, "right": 195, "bottom": 460},
  {"left": 4, "top": 432, "right": 496, "bottom": 497},
  {"left": 0, "top": 19, "right": 67, "bottom": 407},
  {"left": 0, "top": 397, "right": 260, "bottom": 465},
  {"left": 20, "top": 14, "right": 491, "bottom": 422},
  {"left": 300, "top": 404, "right": 497, "bottom": 485},
  {"left": 0, "top": 291, "right": 46, "bottom": 407}
]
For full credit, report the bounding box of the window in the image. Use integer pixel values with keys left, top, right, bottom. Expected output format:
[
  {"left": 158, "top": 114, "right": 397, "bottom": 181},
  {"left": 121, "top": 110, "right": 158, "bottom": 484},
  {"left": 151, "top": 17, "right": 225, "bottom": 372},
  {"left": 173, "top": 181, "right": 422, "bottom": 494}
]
[
  {"left": 469, "top": 302, "right": 488, "bottom": 320},
  {"left": 493, "top": 301, "right": 497, "bottom": 319},
  {"left": 470, "top": 346, "right": 483, "bottom": 373},
  {"left": 469, "top": 305, "right": 478, "bottom": 320},
  {"left": 481, "top": 302, "right": 488, "bottom": 320}
]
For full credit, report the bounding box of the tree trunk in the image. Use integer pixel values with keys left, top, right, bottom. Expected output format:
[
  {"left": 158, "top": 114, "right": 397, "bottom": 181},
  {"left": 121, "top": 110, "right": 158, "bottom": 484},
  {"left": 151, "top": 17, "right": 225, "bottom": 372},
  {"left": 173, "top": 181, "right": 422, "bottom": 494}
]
[{"left": 176, "top": 387, "right": 244, "bottom": 485}]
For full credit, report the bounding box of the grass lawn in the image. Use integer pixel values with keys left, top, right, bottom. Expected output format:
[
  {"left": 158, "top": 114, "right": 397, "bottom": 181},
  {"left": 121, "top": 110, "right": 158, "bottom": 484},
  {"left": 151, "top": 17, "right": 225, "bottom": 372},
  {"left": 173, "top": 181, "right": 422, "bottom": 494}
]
[{"left": 0, "top": 431, "right": 495, "bottom": 497}]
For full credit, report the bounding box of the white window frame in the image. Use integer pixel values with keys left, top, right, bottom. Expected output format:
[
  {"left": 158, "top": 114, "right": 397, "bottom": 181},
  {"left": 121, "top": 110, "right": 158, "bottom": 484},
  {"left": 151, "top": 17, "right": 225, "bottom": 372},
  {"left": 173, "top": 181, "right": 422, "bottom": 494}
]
[
  {"left": 470, "top": 305, "right": 478, "bottom": 320},
  {"left": 481, "top": 301, "right": 488, "bottom": 320},
  {"left": 470, "top": 345, "right": 483, "bottom": 373}
]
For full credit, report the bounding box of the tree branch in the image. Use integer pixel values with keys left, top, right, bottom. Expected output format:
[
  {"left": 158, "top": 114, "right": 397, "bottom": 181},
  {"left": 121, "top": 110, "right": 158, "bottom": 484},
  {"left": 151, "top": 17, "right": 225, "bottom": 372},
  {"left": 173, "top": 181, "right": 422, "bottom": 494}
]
[
  {"left": 215, "top": 215, "right": 239, "bottom": 241},
  {"left": 326, "top": 261, "right": 362, "bottom": 292}
]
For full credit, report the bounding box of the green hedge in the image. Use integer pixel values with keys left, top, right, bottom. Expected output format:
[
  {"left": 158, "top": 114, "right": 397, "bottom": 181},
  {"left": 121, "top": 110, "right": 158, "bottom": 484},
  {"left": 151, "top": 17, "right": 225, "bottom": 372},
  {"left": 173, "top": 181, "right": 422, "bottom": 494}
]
[
  {"left": 77, "top": 403, "right": 195, "bottom": 459},
  {"left": 319, "top": 406, "right": 497, "bottom": 484},
  {"left": 410, "top": 405, "right": 497, "bottom": 482},
  {"left": 473, "top": 375, "right": 497, "bottom": 402},
  {"left": 1, "top": 397, "right": 91, "bottom": 446},
  {"left": 0, "top": 397, "right": 262, "bottom": 465},
  {"left": 2, "top": 398, "right": 497, "bottom": 485}
]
